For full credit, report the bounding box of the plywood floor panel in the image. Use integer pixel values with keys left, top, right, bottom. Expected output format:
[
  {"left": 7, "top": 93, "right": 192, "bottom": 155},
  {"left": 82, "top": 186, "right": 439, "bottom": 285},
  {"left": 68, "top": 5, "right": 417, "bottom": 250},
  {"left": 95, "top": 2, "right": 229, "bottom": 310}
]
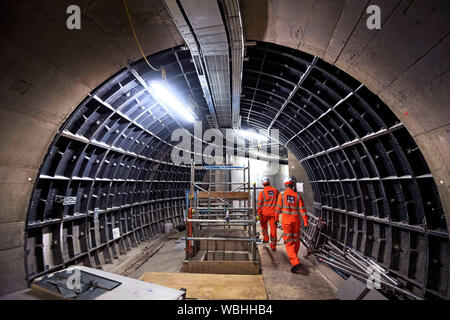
[{"left": 140, "top": 272, "right": 267, "bottom": 300}]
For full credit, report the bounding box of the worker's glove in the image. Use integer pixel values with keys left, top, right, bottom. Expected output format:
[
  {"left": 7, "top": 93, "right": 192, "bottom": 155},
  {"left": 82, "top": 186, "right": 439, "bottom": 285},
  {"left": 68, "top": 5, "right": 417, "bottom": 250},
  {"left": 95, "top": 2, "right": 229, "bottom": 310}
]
[{"left": 256, "top": 215, "right": 260, "bottom": 221}]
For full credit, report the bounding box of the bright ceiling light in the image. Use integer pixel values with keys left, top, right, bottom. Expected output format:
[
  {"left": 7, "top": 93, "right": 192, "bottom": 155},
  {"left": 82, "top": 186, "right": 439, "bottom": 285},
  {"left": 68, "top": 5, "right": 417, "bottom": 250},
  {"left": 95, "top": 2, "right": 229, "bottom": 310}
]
[
  {"left": 150, "top": 81, "right": 195, "bottom": 122},
  {"left": 238, "top": 129, "right": 268, "bottom": 141}
]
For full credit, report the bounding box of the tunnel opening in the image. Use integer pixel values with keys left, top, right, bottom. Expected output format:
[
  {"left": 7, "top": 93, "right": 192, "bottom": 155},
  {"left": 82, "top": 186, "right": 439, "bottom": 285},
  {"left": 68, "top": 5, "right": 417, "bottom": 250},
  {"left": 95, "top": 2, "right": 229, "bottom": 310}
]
[{"left": 24, "top": 41, "right": 449, "bottom": 300}]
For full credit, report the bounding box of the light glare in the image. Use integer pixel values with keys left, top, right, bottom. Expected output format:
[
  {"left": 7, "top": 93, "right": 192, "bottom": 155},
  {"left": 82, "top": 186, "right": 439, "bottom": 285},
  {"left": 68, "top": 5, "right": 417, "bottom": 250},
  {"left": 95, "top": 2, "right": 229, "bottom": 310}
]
[
  {"left": 238, "top": 129, "right": 268, "bottom": 141},
  {"left": 150, "top": 82, "right": 195, "bottom": 122}
]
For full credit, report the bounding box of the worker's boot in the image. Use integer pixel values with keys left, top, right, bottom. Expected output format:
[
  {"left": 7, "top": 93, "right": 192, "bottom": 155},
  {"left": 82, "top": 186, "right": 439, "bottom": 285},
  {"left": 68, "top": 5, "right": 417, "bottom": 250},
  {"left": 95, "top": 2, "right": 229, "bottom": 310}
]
[{"left": 290, "top": 264, "right": 307, "bottom": 275}]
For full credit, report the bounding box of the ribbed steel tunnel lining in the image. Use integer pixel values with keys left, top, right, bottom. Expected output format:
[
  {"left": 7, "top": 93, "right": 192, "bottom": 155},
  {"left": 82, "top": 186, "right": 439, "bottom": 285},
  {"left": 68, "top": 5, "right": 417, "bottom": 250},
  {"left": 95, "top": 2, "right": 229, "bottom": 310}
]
[
  {"left": 25, "top": 42, "right": 449, "bottom": 299},
  {"left": 25, "top": 46, "right": 206, "bottom": 284},
  {"left": 242, "top": 42, "right": 449, "bottom": 299}
]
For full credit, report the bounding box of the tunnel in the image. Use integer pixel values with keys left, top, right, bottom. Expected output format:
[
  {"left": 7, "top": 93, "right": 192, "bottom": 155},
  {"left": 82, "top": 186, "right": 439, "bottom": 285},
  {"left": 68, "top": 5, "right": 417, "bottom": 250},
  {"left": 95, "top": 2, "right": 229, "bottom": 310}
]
[{"left": 0, "top": 0, "right": 449, "bottom": 301}]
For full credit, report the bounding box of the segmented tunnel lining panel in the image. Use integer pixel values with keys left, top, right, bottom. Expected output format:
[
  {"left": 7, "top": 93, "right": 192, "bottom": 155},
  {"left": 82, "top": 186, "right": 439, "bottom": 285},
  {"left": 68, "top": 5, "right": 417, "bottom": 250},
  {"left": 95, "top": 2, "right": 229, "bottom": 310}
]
[
  {"left": 25, "top": 47, "right": 206, "bottom": 284},
  {"left": 240, "top": 42, "right": 448, "bottom": 299}
]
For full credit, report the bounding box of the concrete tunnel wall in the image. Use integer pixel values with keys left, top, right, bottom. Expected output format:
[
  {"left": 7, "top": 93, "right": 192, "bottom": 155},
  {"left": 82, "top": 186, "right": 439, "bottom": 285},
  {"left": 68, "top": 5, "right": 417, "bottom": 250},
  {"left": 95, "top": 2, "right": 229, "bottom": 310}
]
[{"left": 0, "top": 0, "right": 448, "bottom": 296}]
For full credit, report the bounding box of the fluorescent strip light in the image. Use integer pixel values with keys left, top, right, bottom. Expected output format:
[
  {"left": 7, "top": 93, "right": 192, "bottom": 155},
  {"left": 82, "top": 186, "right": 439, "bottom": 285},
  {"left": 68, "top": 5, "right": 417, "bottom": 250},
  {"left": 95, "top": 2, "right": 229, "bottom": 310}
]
[
  {"left": 150, "top": 81, "right": 195, "bottom": 122},
  {"left": 238, "top": 129, "right": 268, "bottom": 141}
]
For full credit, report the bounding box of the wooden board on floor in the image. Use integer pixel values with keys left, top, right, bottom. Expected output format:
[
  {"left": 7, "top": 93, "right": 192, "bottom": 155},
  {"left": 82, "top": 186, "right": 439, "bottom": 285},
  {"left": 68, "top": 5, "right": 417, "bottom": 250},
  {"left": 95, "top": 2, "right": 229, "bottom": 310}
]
[
  {"left": 140, "top": 272, "right": 267, "bottom": 300},
  {"left": 182, "top": 261, "right": 260, "bottom": 275},
  {"left": 197, "top": 191, "right": 249, "bottom": 200}
]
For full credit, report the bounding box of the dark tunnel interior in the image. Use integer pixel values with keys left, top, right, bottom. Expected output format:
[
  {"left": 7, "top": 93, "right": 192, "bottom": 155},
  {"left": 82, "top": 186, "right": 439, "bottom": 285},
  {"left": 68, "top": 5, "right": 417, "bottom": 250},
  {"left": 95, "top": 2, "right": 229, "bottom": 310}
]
[{"left": 24, "top": 42, "right": 449, "bottom": 300}]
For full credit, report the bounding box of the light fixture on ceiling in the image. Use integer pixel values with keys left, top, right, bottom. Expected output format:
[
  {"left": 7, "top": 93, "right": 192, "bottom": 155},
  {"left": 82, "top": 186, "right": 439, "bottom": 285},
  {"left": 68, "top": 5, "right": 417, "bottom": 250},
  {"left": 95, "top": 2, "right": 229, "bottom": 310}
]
[
  {"left": 149, "top": 81, "right": 195, "bottom": 122},
  {"left": 237, "top": 129, "right": 269, "bottom": 142}
]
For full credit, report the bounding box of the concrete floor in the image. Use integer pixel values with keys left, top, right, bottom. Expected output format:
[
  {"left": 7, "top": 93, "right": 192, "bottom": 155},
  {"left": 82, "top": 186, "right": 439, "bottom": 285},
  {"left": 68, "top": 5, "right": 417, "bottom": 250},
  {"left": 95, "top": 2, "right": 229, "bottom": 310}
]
[
  {"left": 128, "top": 231, "right": 187, "bottom": 279},
  {"left": 256, "top": 224, "right": 337, "bottom": 300},
  {"left": 258, "top": 243, "right": 337, "bottom": 300},
  {"left": 127, "top": 225, "right": 338, "bottom": 300}
]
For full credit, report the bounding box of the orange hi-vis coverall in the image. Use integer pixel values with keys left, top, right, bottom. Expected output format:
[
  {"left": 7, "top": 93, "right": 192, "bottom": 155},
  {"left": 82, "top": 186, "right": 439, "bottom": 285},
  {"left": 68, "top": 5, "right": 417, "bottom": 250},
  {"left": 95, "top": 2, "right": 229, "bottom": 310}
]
[
  {"left": 257, "top": 185, "right": 280, "bottom": 250},
  {"left": 275, "top": 188, "right": 308, "bottom": 267}
]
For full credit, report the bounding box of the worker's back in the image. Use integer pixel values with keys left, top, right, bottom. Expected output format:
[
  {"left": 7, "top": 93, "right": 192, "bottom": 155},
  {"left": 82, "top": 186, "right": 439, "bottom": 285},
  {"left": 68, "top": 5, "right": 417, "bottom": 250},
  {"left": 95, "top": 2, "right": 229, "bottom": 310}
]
[
  {"left": 276, "top": 188, "right": 307, "bottom": 224},
  {"left": 257, "top": 185, "right": 279, "bottom": 216}
]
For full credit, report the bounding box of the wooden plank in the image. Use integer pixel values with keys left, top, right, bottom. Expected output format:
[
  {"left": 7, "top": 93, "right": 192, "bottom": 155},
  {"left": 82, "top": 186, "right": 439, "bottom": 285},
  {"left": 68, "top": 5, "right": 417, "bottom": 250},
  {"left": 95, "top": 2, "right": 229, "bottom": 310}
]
[
  {"left": 197, "top": 191, "right": 249, "bottom": 200},
  {"left": 31, "top": 282, "right": 65, "bottom": 300},
  {"left": 140, "top": 272, "right": 267, "bottom": 300},
  {"left": 182, "top": 261, "right": 260, "bottom": 275}
]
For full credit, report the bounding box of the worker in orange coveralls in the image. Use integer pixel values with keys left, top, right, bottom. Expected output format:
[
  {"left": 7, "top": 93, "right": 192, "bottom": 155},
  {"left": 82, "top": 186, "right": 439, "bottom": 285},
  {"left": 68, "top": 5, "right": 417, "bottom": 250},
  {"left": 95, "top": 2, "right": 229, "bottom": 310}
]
[
  {"left": 256, "top": 177, "right": 280, "bottom": 251},
  {"left": 276, "top": 176, "right": 309, "bottom": 274}
]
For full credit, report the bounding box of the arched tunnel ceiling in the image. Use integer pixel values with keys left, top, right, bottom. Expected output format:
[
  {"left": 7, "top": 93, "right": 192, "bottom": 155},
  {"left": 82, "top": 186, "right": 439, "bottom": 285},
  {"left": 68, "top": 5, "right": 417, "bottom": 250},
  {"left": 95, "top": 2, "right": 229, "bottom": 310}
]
[
  {"left": 0, "top": 0, "right": 448, "bottom": 298},
  {"left": 23, "top": 41, "right": 449, "bottom": 299}
]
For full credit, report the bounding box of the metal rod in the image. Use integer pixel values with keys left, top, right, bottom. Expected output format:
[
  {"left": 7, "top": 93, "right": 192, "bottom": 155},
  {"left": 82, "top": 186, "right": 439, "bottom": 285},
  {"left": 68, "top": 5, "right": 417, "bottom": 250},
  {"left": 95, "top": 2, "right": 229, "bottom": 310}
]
[
  {"left": 193, "top": 223, "right": 254, "bottom": 227},
  {"left": 350, "top": 249, "right": 388, "bottom": 274},
  {"left": 343, "top": 249, "right": 398, "bottom": 285},
  {"left": 252, "top": 181, "right": 257, "bottom": 262},
  {"left": 194, "top": 216, "right": 250, "bottom": 220},
  {"left": 327, "top": 251, "right": 352, "bottom": 266},
  {"left": 231, "top": 184, "right": 244, "bottom": 192},
  {"left": 328, "top": 242, "right": 345, "bottom": 254},
  {"left": 196, "top": 211, "right": 250, "bottom": 214},
  {"left": 195, "top": 182, "right": 247, "bottom": 185},
  {"left": 196, "top": 207, "right": 252, "bottom": 211},
  {"left": 184, "top": 190, "right": 189, "bottom": 221},
  {"left": 315, "top": 254, "right": 368, "bottom": 276},
  {"left": 200, "top": 166, "right": 247, "bottom": 170},
  {"left": 324, "top": 244, "right": 399, "bottom": 286},
  {"left": 182, "top": 237, "right": 254, "bottom": 242},
  {"left": 194, "top": 185, "right": 208, "bottom": 192},
  {"left": 187, "top": 219, "right": 255, "bottom": 223},
  {"left": 318, "top": 258, "right": 422, "bottom": 300},
  {"left": 345, "top": 252, "right": 372, "bottom": 272}
]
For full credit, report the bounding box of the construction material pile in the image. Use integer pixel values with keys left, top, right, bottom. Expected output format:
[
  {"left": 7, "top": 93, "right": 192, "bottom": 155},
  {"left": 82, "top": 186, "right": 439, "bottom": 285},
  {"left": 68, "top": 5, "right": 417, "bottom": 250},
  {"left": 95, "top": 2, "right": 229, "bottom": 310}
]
[{"left": 315, "top": 241, "right": 421, "bottom": 300}]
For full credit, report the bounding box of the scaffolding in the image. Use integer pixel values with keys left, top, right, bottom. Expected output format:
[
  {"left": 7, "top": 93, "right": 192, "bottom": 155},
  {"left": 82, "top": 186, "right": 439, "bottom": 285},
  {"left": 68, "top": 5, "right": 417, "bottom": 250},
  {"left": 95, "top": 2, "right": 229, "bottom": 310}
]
[{"left": 183, "top": 162, "right": 259, "bottom": 269}]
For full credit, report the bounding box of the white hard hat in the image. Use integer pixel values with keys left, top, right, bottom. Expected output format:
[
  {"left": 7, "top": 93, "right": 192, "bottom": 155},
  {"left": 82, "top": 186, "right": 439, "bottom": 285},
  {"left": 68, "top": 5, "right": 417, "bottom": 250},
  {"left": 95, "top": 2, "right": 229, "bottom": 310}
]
[
  {"left": 284, "top": 177, "right": 294, "bottom": 185},
  {"left": 262, "top": 177, "right": 270, "bottom": 185}
]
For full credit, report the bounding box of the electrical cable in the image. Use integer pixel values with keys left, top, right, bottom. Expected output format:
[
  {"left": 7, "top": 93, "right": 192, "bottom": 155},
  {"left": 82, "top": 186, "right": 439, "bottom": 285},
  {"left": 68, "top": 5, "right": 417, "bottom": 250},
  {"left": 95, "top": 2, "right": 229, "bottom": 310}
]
[{"left": 123, "top": 0, "right": 166, "bottom": 80}]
